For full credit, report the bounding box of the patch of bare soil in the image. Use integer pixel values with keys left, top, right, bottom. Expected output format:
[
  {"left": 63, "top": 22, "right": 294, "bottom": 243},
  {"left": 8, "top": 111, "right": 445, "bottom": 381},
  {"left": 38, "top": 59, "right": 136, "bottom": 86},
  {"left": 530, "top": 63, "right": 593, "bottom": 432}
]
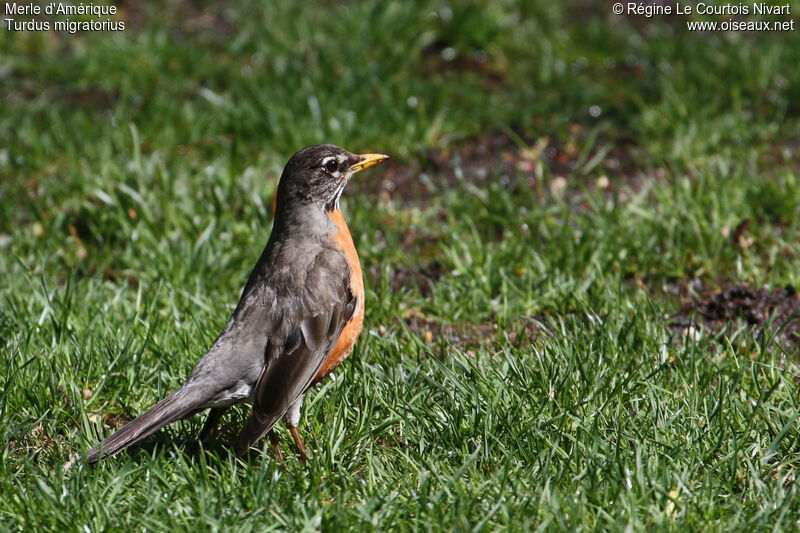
[
  {"left": 404, "top": 313, "right": 540, "bottom": 349},
  {"left": 370, "top": 260, "right": 444, "bottom": 297},
  {"left": 670, "top": 284, "right": 800, "bottom": 352},
  {"left": 116, "top": 0, "right": 232, "bottom": 36},
  {"left": 102, "top": 412, "right": 134, "bottom": 429},
  {"left": 360, "top": 130, "right": 645, "bottom": 206},
  {"left": 7, "top": 425, "right": 56, "bottom": 461},
  {"left": 419, "top": 41, "right": 507, "bottom": 89},
  {"left": 758, "top": 138, "right": 800, "bottom": 176},
  {"left": 375, "top": 435, "right": 408, "bottom": 449}
]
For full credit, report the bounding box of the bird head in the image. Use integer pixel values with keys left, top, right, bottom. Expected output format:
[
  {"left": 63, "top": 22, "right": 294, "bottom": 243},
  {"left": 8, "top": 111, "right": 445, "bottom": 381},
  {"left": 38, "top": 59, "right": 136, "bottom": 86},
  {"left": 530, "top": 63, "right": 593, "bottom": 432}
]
[{"left": 275, "top": 144, "right": 388, "bottom": 213}]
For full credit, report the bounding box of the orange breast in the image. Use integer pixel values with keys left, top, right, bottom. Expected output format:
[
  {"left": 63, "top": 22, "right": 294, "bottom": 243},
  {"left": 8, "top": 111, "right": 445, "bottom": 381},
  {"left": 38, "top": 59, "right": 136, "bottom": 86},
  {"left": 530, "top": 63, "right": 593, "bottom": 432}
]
[{"left": 314, "top": 209, "right": 365, "bottom": 381}]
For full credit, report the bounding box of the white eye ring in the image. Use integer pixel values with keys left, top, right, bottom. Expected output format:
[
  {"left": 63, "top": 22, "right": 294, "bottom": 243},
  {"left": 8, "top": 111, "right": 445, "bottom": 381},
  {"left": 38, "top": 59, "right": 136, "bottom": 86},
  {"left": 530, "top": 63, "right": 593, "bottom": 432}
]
[{"left": 322, "top": 157, "right": 339, "bottom": 173}]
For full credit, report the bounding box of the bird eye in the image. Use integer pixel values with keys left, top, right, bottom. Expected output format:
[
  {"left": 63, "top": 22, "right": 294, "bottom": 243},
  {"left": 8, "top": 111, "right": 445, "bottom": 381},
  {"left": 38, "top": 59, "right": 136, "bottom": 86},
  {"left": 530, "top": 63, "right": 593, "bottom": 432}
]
[{"left": 323, "top": 158, "right": 339, "bottom": 173}]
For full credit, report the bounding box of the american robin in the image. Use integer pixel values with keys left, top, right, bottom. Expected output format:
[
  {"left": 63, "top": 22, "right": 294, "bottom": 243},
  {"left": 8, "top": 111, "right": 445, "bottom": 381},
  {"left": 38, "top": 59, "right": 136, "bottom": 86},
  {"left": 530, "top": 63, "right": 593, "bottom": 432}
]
[{"left": 85, "top": 144, "right": 387, "bottom": 463}]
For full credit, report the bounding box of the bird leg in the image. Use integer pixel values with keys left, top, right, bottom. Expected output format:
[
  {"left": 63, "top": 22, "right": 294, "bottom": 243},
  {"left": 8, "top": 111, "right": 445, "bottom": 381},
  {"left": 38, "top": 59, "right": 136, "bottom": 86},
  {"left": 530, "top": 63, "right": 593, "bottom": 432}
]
[
  {"left": 284, "top": 395, "right": 307, "bottom": 464},
  {"left": 268, "top": 430, "right": 283, "bottom": 462},
  {"left": 198, "top": 407, "right": 229, "bottom": 446},
  {"left": 231, "top": 408, "right": 282, "bottom": 458},
  {"left": 289, "top": 427, "right": 308, "bottom": 465}
]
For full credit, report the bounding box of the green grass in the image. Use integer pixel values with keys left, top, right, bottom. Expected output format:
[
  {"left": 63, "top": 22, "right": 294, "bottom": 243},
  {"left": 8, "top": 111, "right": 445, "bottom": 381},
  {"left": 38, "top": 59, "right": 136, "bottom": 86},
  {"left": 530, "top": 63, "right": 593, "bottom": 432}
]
[{"left": 3, "top": 0, "right": 800, "bottom": 530}]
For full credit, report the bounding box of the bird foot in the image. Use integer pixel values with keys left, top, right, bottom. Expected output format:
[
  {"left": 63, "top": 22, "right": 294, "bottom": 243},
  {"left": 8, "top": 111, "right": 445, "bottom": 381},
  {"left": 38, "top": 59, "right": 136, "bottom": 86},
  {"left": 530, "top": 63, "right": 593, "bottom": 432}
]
[
  {"left": 289, "top": 427, "right": 308, "bottom": 465},
  {"left": 268, "top": 431, "right": 284, "bottom": 462}
]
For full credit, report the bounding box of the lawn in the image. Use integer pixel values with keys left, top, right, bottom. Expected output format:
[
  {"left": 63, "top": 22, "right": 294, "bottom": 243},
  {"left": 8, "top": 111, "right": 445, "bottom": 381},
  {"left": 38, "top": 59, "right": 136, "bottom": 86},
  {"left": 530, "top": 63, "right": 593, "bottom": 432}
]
[{"left": 2, "top": 1, "right": 800, "bottom": 530}]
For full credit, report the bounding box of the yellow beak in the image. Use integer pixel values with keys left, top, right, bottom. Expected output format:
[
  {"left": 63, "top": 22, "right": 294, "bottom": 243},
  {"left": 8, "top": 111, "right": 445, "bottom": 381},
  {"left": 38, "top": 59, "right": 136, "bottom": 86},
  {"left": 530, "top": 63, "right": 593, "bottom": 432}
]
[{"left": 351, "top": 153, "right": 389, "bottom": 173}]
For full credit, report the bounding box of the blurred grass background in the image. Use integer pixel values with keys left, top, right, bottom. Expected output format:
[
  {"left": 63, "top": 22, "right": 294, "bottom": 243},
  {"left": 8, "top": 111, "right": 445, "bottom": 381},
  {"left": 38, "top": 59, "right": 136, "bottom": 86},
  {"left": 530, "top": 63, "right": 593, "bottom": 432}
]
[{"left": 2, "top": 1, "right": 800, "bottom": 530}]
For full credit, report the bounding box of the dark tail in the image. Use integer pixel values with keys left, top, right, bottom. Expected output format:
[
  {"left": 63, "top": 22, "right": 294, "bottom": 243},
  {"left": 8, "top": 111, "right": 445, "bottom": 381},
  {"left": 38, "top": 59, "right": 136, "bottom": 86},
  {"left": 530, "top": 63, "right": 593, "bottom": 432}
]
[{"left": 86, "top": 387, "right": 202, "bottom": 463}]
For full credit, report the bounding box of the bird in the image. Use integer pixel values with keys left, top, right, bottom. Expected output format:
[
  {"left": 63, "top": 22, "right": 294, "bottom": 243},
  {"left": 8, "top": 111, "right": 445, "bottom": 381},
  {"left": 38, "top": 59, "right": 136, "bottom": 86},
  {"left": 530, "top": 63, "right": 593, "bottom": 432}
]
[{"left": 85, "top": 144, "right": 388, "bottom": 463}]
